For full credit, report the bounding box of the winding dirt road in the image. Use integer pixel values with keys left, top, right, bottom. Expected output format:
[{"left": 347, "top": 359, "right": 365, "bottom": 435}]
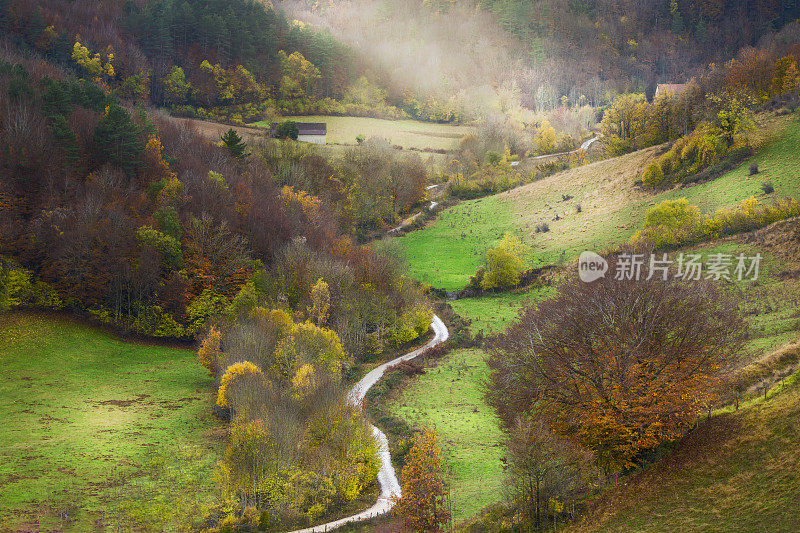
[{"left": 288, "top": 315, "right": 450, "bottom": 533}]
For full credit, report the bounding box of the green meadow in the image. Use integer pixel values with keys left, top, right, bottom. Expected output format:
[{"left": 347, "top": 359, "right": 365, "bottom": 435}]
[
  {"left": 0, "top": 313, "right": 222, "bottom": 531},
  {"left": 389, "top": 347, "right": 505, "bottom": 524}
]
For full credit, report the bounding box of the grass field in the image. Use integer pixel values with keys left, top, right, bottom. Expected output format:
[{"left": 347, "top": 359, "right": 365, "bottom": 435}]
[
  {"left": 249, "top": 115, "right": 474, "bottom": 151},
  {"left": 449, "top": 286, "right": 556, "bottom": 334},
  {"left": 386, "top": 286, "right": 558, "bottom": 524},
  {"left": 396, "top": 115, "right": 800, "bottom": 290},
  {"left": 389, "top": 347, "right": 505, "bottom": 524},
  {"left": 0, "top": 313, "right": 222, "bottom": 531}
]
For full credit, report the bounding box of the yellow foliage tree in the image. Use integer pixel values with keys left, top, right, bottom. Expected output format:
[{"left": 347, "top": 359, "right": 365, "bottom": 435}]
[
  {"left": 72, "top": 41, "right": 114, "bottom": 80},
  {"left": 481, "top": 232, "right": 528, "bottom": 290},
  {"left": 275, "top": 322, "right": 349, "bottom": 381},
  {"left": 291, "top": 363, "right": 316, "bottom": 399},
  {"left": 277, "top": 50, "right": 321, "bottom": 98},
  {"left": 217, "top": 361, "right": 266, "bottom": 408},
  {"left": 307, "top": 278, "right": 330, "bottom": 326},
  {"left": 394, "top": 428, "right": 451, "bottom": 532},
  {"left": 536, "top": 120, "right": 557, "bottom": 154},
  {"left": 198, "top": 326, "right": 222, "bottom": 377}
]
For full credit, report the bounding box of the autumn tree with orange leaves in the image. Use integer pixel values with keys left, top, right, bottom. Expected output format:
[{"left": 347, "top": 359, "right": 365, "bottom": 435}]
[
  {"left": 487, "top": 254, "right": 746, "bottom": 472},
  {"left": 395, "top": 428, "right": 451, "bottom": 532}
]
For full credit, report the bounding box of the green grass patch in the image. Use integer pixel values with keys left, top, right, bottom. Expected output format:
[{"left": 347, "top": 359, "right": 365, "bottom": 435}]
[
  {"left": 449, "top": 287, "right": 556, "bottom": 334},
  {"left": 250, "top": 115, "right": 474, "bottom": 151},
  {"left": 0, "top": 313, "right": 222, "bottom": 531},
  {"left": 388, "top": 289, "right": 556, "bottom": 523},
  {"left": 388, "top": 348, "right": 504, "bottom": 525},
  {"left": 394, "top": 195, "right": 517, "bottom": 291}
]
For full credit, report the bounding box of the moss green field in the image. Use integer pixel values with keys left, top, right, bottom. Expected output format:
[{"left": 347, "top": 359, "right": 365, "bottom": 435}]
[
  {"left": 250, "top": 115, "right": 475, "bottom": 151},
  {"left": 396, "top": 116, "right": 800, "bottom": 290},
  {"left": 389, "top": 347, "right": 504, "bottom": 524},
  {"left": 0, "top": 313, "right": 222, "bottom": 531},
  {"left": 388, "top": 288, "right": 557, "bottom": 524}
]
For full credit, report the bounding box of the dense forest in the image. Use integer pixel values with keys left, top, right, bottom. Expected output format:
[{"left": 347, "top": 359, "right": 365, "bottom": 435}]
[
  {"left": 480, "top": 0, "right": 800, "bottom": 95},
  {"left": 0, "top": 0, "right": 414, "bottom": 122}
]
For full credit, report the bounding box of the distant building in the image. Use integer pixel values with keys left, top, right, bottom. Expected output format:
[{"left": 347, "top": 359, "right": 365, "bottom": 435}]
[
  {"left": 270, "top": 122, "right": 327, "bottom": 145},
  {"left": 654, "top": 83, "right": 688, "bottom": 99}
]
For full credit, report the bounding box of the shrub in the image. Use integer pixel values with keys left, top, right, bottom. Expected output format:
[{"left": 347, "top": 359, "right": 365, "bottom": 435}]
[
  {"left": 275, "top": 120, "right": 299, "bottom": 140},
  {"left": 535, "top": 222, "right": 550, "bottom": 233},
  {"left": 135, "top": 225, "right": 183, "bottom": 268},
  {"left": 480, "top": 233, "right": 528, "bottom": 290},
  {"left": 186, "top": 290, "right": 231, "bottom": 336},
  {"left": 198, "top": 326, "right": 222, "bottom": 377},
  {"left": 761, "top": 181, "right": 775, "bottom": 194},
  {"left": 575, "top": 204, "right": 582, "bottom": 213},
  {"left": 633, "top": 196, "right": 800, "bottom": 250},
  {"left": 642, "top": 161, "right": 666, "bottom": 188},
  {"left": 750, "top": 162, "right": 760, "bottom": 175},
  {"left": 5, "top": 267, "right": 64, "bottom": 309},
  {"left": 485, "top": 150, "right": 502, "bottom": 166},
  {"left": 710, "top": 196, "right": 800, "bottom": 236},
  {"left": 391, "top": 303, "right": 434, "bottom": 346},
  {"left": 646, "top": 124, "right": 728, "bottom": 187},
  {"left": 631, "top": 198, "right": 709, "bottom": 250},
  {"left": 275, "top": 322, "right": 349, "bottom": 380}
]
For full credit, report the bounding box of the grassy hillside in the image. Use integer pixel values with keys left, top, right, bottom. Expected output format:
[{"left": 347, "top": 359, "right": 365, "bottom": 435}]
[
  {"left": 387, "top": 287, "right": 555, "bottom": 524},
  {"left": 396, "top": 115, "right": 800, "bottom": 290},
  {"left": 0, "top": 313, "right": 222, "bottom": 531},
  {"left": 570, "top": 371, "right": 800, "bottom": 533},
  {"left": 449, "top": 287, "right": 555, "bottom": 334},
  {"left": 250, "top": 115, "right": 474, "bottom": 151}
]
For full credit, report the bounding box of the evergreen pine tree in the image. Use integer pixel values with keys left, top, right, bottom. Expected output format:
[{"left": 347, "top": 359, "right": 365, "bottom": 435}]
[
  {"left": 221, "top": 128, "right": 248, "bottom": 159},
  {"left": 92, "top": 103, "right": 145, "bottom": 176}
]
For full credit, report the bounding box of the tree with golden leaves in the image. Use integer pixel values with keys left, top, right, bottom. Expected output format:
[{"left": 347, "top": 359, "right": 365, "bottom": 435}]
[
  {"left": 480, "top": 232, "right": 528, "bottom": 290},
  {"left": 198, "top": 326, "right": 222, "bottom": 377},
  {"left": 217, "top": 361, "right": 266, "bottom": 409},
  {"left": 307, "top": 277, "right": 330, "bottom": 326},
  {"left": 395, "top": 428, "right": 450, "bottom": 532}
]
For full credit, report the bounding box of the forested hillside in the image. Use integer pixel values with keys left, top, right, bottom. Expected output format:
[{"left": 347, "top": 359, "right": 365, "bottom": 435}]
[
  {"left": 283, "top": 0, "right": 800, "bottom": 113},
  {"left": 0, "top": 0, "right": 412, "bottom": 122},
  {"left": 480, "top": 0, "right": 800, "bottom": 95},
  {"left": 0, "top": 3, "right": 435, "bottom": 529}
]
